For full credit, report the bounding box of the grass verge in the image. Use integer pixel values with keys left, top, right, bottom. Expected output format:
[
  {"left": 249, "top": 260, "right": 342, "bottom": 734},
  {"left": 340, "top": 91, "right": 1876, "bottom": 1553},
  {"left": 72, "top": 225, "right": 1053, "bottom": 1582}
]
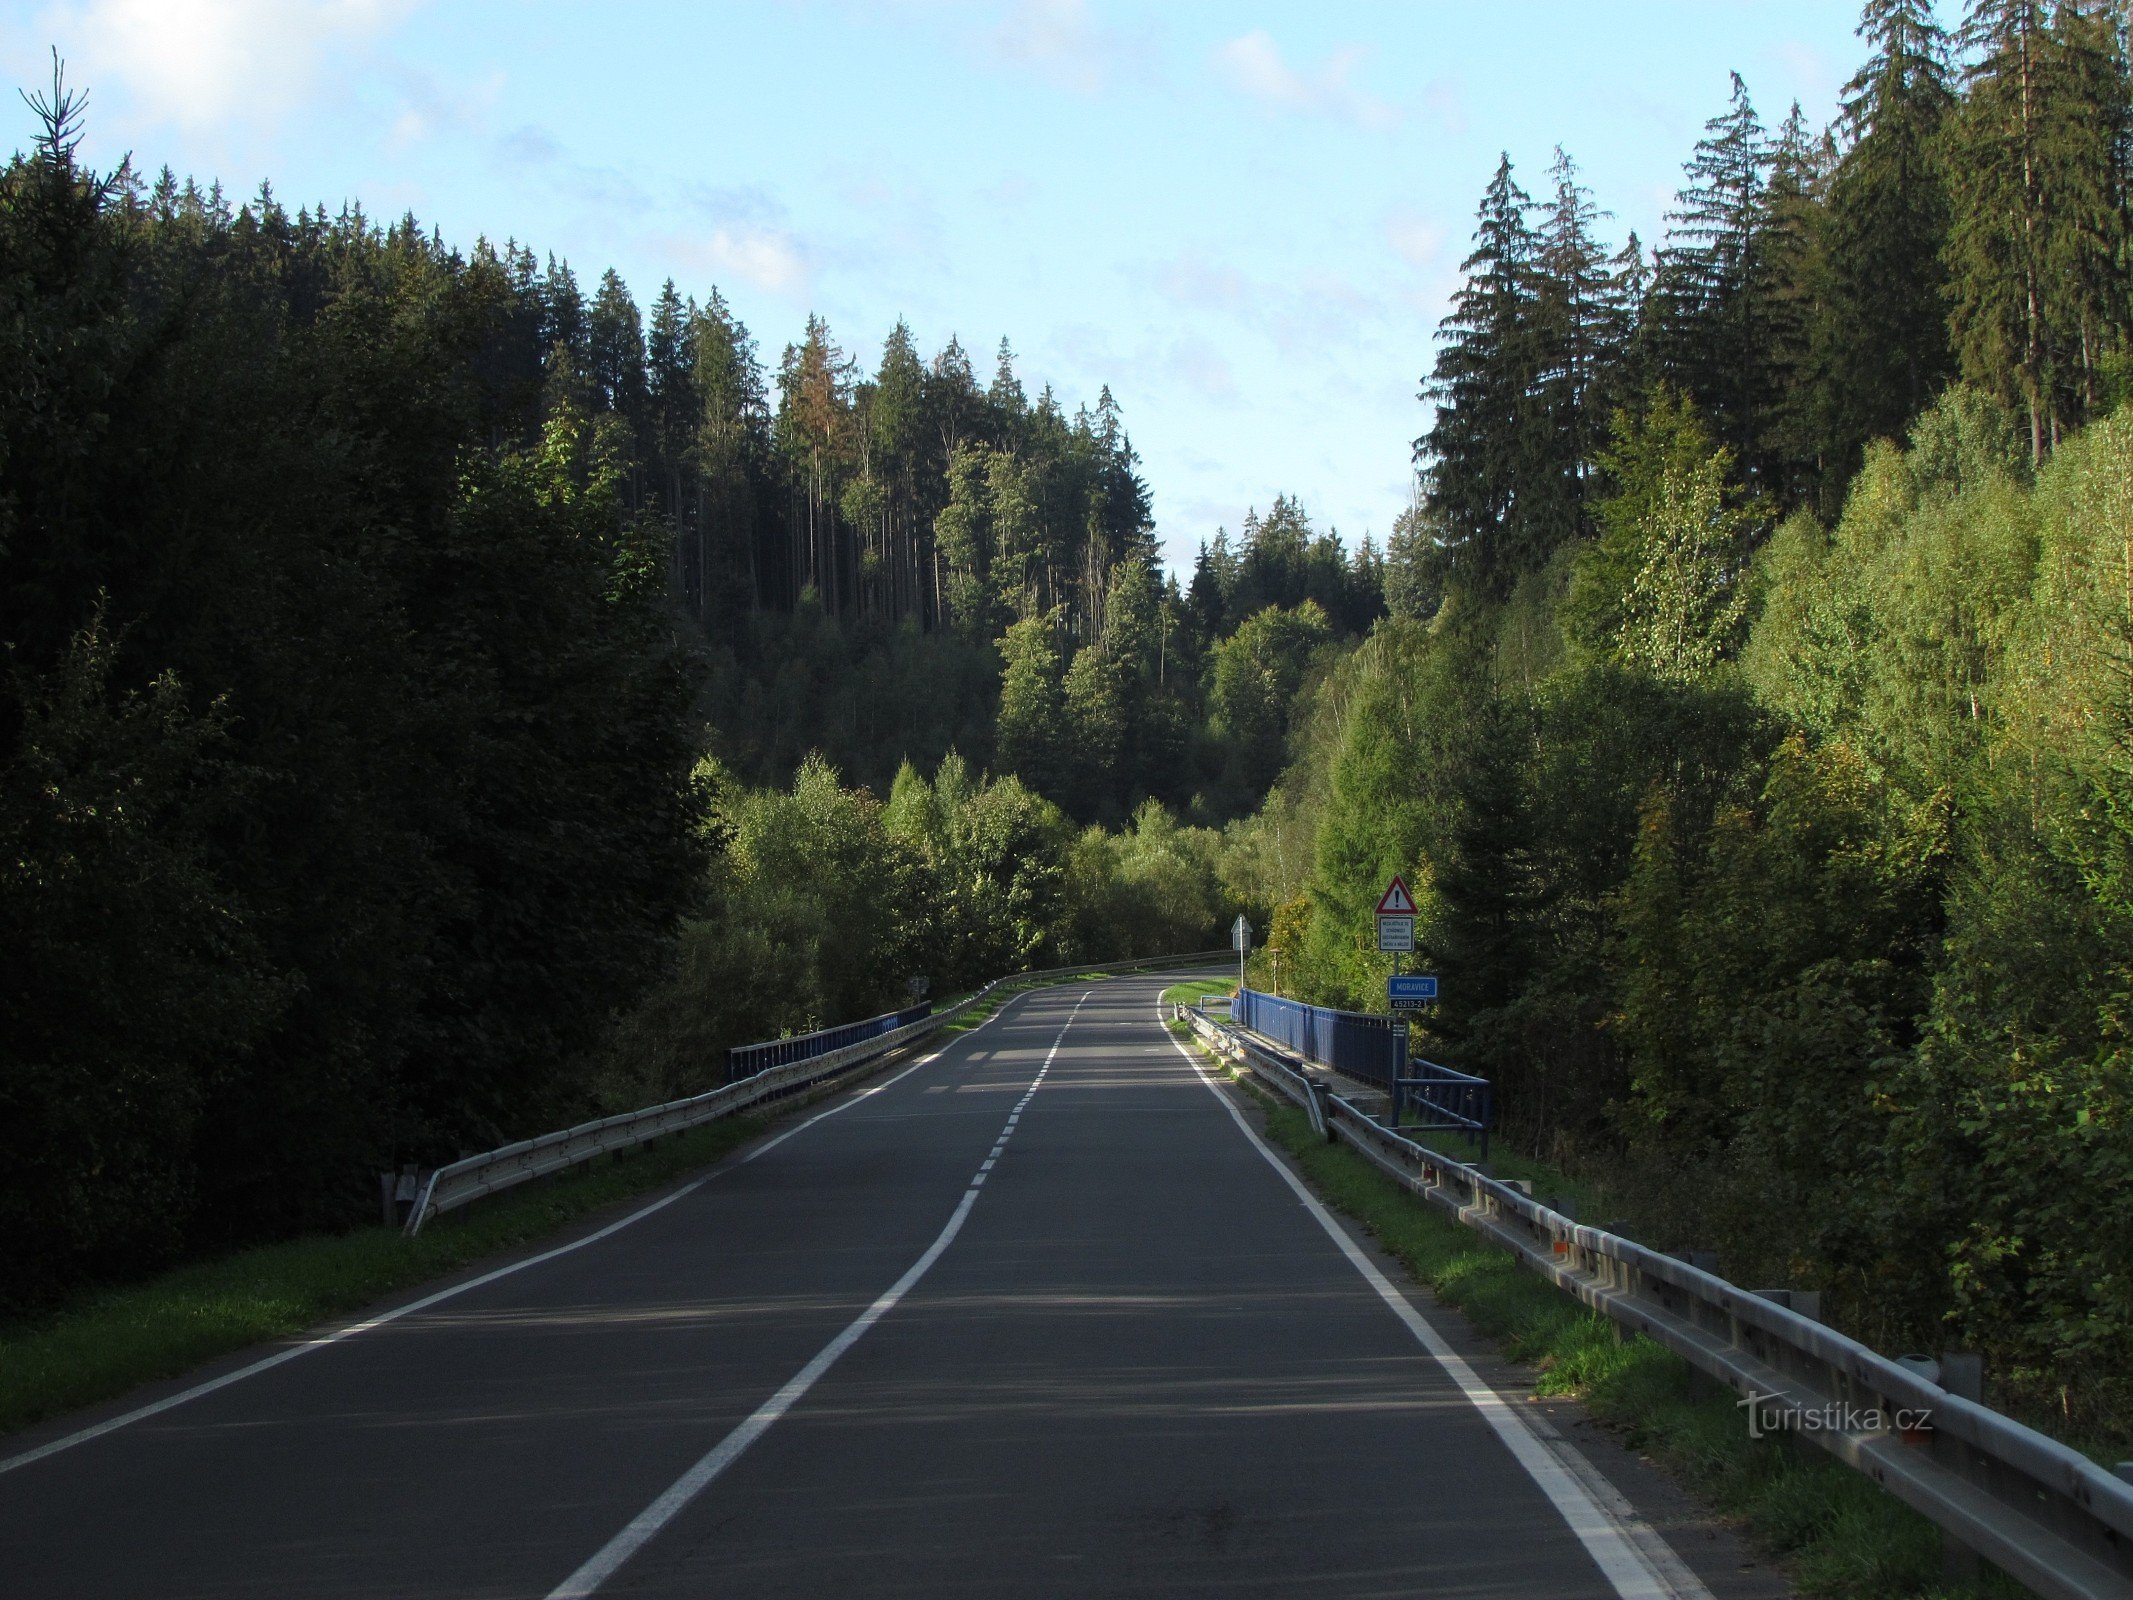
[
  {"left": 0, "top": 1112, "right": 772, "bottom": 1444},
  {"left": 1161, "top": 977, "right": 1235, "bottom": 1009},
  {"left": 1201, "top": 1044, "right": 2025, "bottom": 1600}
]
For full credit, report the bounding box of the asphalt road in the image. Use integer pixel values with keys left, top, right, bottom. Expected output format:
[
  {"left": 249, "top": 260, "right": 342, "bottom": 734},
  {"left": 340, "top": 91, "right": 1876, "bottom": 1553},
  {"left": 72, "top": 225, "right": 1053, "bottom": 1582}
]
[{"left": 0, "top": 975, "right": 1763, "bottom": 1598}]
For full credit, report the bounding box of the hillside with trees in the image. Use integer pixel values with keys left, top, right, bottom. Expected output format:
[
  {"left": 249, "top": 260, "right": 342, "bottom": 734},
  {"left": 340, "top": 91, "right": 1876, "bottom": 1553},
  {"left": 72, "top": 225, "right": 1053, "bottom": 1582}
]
[
  {"left": 0, "top": 65, "right": 1393, "bottom": 1310},
  {"left": 12, "top": 0, "right": 2133, "bottom": 1453},
  {"left": 1245, "top": 0, "right": 2133, "bottom": 1438}
]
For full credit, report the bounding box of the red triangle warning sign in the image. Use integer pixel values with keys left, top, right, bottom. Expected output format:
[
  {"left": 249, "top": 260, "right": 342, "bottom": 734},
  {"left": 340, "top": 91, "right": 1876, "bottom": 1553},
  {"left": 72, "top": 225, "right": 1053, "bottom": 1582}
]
[{"left": 1376, "top": 875, "right": 1417, "bottom": 916}]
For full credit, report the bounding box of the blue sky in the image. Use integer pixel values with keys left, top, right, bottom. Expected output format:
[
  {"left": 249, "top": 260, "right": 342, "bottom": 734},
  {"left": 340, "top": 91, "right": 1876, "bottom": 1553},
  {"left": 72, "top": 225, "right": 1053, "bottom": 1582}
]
[{"left": 2, "top": 1, "right": 1932, "bottom": 577}]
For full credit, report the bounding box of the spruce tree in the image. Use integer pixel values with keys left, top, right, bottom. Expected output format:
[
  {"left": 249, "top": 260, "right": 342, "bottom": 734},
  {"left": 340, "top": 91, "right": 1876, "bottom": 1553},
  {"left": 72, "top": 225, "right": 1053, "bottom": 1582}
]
[
  {"left": 989, "top": 336, "right": 1026, "bottom": 425},
  {"left": 646, "top": 280, "right": 696, "bottom": 476},
  {"left": 1818, "top": 0, "right": 1954, "bottom": 488},
  {"left": 588, "top": 268, "right": 647, "bottom": 428},
  {"left": 1945, "top": 0, "right": 2129, "bottom": 458},
  {"left": 1418, "top": 155, "right": 1541, "bottom": 595},
  {"left": 1530, "top": 148, "right": 1622, "bottom": 550},
  {"left": 2038, "top": 0, "right": 2131, "bottom": 422},
  {"left": 870, "top": 320, "right": 928, "bottom": 623},
  {"left": 1651, "top": 75, "right": 1771, "bottom": 481},
  {"left": 692, "top": 290, "right": 768, "bottom": 613},
  {"left": 540, "top": 255, "right": 588, "bottom": 369},
  {"left": 1755, "top": 104, "right": 1831, "bottom": 506}
]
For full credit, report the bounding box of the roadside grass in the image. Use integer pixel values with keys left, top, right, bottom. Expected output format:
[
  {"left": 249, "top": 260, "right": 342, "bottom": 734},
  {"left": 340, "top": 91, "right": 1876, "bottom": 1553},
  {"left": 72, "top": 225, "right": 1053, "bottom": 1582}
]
[
  {"left": 1210, "top": 1054, "right": 2026, "bottom": 1600},
  {"left": 0, "top": 1112, "right": 773, "bottom": 1445},
  {"left": 1160, "top": 977, "right": 1235, "bottom": 1028}
]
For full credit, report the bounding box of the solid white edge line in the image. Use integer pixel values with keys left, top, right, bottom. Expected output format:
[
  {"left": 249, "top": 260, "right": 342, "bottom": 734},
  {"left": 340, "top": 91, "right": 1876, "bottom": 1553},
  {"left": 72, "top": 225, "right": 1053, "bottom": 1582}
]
[
  {"left": 544, "top": 990, "right": 1094, "bottom": 1598},
  {"left": 0, "top": 989, "right": 1048, "bottom": 1479},
  {"left": 1155, "top": 998, "right": 1709, "bottom": 1600}
]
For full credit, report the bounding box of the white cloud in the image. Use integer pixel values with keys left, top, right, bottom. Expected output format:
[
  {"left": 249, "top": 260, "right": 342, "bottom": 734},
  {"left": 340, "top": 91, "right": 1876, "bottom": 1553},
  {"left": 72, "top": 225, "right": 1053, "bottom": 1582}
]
[
  {"left": 1212, "top": 29, "right": 1396, "bottom": 130},
  {"left": 665, "top": 227, "right": 810, "bottom": 297},
  {"left": 39, "top": 0, "right": 418, "bottom": 128},
  {"left": 988, "top": 0, "right": 1145, "bottom": 96}
]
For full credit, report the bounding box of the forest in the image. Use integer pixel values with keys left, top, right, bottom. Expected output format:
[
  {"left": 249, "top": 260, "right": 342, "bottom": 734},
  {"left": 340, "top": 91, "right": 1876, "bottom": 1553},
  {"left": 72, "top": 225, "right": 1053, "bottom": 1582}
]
[
  {"left": 6, "top": 0, "right": 2131, "bottom": 1450},
  {"left": 0, "top": 62, "right": 1395, "bottom": 1310},
  {"left": 1248, "top": 0, "right": 2133, "bottom": 1437}
]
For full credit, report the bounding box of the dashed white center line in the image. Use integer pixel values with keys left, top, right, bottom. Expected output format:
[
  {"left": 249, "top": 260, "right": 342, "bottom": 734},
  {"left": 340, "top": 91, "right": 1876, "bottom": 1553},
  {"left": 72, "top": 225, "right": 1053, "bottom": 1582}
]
[{"left": 545, "top": 990, "right": 1092, "bottom": 1600}]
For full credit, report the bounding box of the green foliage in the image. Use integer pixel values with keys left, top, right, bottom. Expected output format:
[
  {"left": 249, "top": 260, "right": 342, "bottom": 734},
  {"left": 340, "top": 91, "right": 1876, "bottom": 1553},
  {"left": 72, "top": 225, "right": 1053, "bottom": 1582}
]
[
  {"left": 1567, "top": 389, "right": 1764, "bottom": 678},
  {"left": 606, "top": 754, "right": 1229, "bottom": 1111},
  {"left": 994, "top": 610, "right": 1069, "bottom": 799},
  {"left": 0, "top": 132, "right": 704, "bottom": 1309},
  {"left": 1062, "top": 802, "right": 1231, "bottom": 961},
  {"left": 1207, "top": 600, "right": 1332, "bottom": 800},
  {"left": 1265, "top": 371, "right": 2133, "bottom": 1438}
]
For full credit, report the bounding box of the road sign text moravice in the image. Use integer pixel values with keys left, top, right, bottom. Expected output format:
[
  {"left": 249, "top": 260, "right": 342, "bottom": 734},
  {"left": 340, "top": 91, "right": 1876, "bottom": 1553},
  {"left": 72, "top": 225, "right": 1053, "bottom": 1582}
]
[{"left": 1388, "top": 974, "right": 1438, "bottom": 1009}]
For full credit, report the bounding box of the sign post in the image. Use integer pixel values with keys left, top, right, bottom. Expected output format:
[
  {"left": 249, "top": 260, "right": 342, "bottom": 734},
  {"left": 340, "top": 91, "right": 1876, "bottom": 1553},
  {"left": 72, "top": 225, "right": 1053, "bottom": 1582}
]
[
  {"left": 1232, "top": 913, "right": 1251, "bottom": 993},
  {"left": 1376, "top": 877, "right": 1420, "bottom": 1115}
]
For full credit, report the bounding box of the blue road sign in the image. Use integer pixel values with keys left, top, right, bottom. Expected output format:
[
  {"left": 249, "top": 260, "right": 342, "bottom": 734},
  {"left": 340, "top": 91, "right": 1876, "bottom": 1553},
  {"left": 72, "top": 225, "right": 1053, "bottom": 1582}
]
[{"left": 1387, "top": 974, "right": 1439, "bottom": 1009}]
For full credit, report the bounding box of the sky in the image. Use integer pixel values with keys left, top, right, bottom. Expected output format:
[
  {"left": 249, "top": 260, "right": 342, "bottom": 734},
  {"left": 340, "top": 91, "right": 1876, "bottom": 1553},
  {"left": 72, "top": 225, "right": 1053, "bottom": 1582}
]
[{"left": 0, "top": 1, "right": 1935, "bottom": 578}]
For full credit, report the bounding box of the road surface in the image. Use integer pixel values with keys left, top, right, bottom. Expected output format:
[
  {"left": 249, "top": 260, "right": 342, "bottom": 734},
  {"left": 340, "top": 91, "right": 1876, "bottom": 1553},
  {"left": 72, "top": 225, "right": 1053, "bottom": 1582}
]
[{"left": 0, "top": 975, "right": 1772, "bottom": 1598}]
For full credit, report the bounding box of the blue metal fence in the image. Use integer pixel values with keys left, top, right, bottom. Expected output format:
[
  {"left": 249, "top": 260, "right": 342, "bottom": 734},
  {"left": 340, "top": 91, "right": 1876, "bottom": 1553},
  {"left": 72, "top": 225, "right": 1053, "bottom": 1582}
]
[
  {"left": 1395, "top": 1059, "right": 1492, "bottom": 1159},
  {"left": 726, "top": 1003, "right": 933, "bottom": 1083},
  {"left": 1234, "top": 988, "right": 1493, "bottom": 1154},
  {"left": 1233, "top": 989, "right": 1407, "bottom": 1088}
]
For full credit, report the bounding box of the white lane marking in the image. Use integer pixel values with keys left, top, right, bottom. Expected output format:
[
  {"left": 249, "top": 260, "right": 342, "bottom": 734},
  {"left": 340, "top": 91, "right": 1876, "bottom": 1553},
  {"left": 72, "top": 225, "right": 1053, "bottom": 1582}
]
[
  {"left": 547, "top": 992, "right": 1093, "bottom": 1598},
  {"left": 1156, "top": 1002, "right": 1710, "bottom": 1600},
  {"left": 0, "top": 993, "right": 1047, "bottom": 1479}
]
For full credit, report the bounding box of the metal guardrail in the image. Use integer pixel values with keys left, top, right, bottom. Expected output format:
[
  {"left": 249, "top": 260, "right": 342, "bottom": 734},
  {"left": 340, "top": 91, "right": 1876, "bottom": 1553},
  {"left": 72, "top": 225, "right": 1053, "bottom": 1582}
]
[
  {"left": 403, "top": 948, "right": 1230, "bottom": 1235},
  {"left": 1178, "top": 1005, "right": 2133, "bottom": 1600},
  {"left": 1234, "top": 987, "right": 1407, "bottom": 1087},
  {"left": 726, "top": 1003, "right": 933, "bottom": 1081}
]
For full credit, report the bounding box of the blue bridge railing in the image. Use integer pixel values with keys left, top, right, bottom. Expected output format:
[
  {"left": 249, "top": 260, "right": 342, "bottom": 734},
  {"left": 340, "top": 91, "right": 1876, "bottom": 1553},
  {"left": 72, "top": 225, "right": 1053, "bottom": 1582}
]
[
  {"left": 1234, "top": 988, "right": 1492, "bottom": 1155},
  {"left": 726, "top": 1003, "right": 933, "bottom": 1083},
  {"left": 1234, "top": 989, "right": 1407, "bottom": 1089},
  {"left": 1395, "top": 1059, "right": 1492, "bottom": 1159}
]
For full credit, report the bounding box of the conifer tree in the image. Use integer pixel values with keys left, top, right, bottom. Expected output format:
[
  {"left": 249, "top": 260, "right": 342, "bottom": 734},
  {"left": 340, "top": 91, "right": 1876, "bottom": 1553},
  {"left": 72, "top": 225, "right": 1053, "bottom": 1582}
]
[
  {"left": 870, "top": 320, "right": 929, "bottom": 622},
  {"left": 1651, "top": 75, "right": 1772, "bottom": 480},
  {"left": 646, "top": 280, "right": 696, "bottom": 475},
  {"left": 692, "top": 289, "right": 768, "bottom": 613},
  {"left": 927, "top": 336, "right": 982, "bottom": 463},
  {"left": 1755, "top": 104, "right": 1831, "bottom": 505},
  {"left": 1530, "top": 148, "right": 1622, "bottom": 549},
  {"left": 589, "top": 269, "right": 647, "bottom": 430},
  {"left": 1061, "top": 645, "right": 1126, "bottom": 820},
  {"left": 1418, "top": 155, "right": 1541, "bottom": 594},
  {"left": 2038, "top": 0, "right": 2131, "bottom": 422},
  {"left": 1818, "top": 0, "right": 1955, "bottom": 485},
  {"left": 1946, "top": 0, "right": 2129, "bottom": 458},
  {"left": 540, "top": 255, "right": 588, "bottom": 369},
  {"left": 989, "top": 336, "right": 1026, "bottom": 425},
  {"left": 935, "top": 443, "right": 994, "bottom": 636}
]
